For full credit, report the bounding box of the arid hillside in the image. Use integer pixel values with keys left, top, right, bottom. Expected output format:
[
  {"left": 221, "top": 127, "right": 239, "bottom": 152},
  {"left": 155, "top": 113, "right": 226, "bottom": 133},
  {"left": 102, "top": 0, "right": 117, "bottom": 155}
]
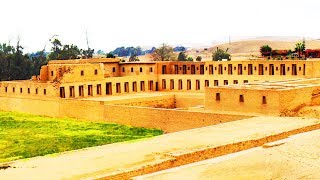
[
  {"left": 208, "top": 40, "right": 320, "bottom": 57},
  {"left": 127, "top": 39, "right": 320, "bottom": 61}
]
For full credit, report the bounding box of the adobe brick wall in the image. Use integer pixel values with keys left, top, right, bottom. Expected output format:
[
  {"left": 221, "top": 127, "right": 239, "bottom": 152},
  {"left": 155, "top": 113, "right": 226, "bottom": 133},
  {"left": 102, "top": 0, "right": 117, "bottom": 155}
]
[
  {"left": 104, "top": 104, "right": 249, "bottom": 132},
  {"left": 279, "top": 87, "right": 314, "bottom": 116},
  {"left": 0, "top": 96, "right": 247, "bottom": 132},
  {"left": 110, "top": 94, "right": 175, "bottom": 108},
  {"left": 0, "top": 97, "right": 60, "bottom": 117},
  {"left": 205, "top": 87, "right": 281, "bottom": 116}
]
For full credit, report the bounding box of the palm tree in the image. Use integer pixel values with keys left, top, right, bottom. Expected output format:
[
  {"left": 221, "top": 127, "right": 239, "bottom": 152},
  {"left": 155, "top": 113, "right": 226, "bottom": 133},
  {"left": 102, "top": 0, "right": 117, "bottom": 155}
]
[
  {"left": 295, "top": 42, "right": 306, "bottom": 59},
  {"left": 260, "top": 45, "right": 272, "bottom": 57}
]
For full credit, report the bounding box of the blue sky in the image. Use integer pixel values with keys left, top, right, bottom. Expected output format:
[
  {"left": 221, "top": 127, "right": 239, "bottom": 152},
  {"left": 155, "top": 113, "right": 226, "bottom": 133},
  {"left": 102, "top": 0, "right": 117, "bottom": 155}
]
[{"left": 0, "top": 0, "right": 318, "bottom": 52}]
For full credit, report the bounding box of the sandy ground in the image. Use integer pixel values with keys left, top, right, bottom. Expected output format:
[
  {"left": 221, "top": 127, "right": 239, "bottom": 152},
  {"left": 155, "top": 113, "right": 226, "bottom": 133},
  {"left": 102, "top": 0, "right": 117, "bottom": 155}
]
[
  {"left": 0, "top": 117, "right": 319, "bottom": 179},
  {"left": 135, "top": 129, "right": 320, "bottom": 180}
]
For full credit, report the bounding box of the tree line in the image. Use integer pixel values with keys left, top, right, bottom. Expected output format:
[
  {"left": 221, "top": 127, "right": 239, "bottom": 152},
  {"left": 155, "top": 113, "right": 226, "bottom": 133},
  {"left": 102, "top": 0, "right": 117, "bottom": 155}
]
[
  {"left": 0, "top": 39, "right": 229, "bottom": 81},
  {"left": 0, "top": 38, "right": 94, "bottom": 81},
  {"left": 260, "top": 42, "right": 306, "bottom": 59},
  {"left": 109, "top": 46, "right": 187, "bottom": 58},
  {"left": 0, "top": 42, "right": 47, "bottom": 81},
  {"left": 150, "top": 44, "right": 229, "bottom": 62}
]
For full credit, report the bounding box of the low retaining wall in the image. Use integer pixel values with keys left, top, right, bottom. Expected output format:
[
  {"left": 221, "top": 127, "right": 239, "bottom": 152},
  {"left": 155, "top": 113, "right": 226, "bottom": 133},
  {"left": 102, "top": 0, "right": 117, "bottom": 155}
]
[
  {"left": 0, "top": 96, "right": 248, "bottom": 132},
  {"left": 110, "top": 94, "right": 175, "bottom": 108},
  {"left": 104, "top": 104, "right": 249, "bottom": 132},
  {"left": 0, "top": 97, "right": 60, "bottom": 117}
]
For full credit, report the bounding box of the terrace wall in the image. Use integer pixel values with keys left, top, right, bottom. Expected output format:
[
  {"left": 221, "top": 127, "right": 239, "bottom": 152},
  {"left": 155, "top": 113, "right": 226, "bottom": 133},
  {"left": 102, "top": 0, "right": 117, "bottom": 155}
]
[
  {"left": 109, "top": 94, "right": 175, "bottom": 108},
  {"left": 0, "top": 96, "right": 247, "bottom": 132},
  {"left": 104, "top": 104, "right": 248, "bottom": 132}
]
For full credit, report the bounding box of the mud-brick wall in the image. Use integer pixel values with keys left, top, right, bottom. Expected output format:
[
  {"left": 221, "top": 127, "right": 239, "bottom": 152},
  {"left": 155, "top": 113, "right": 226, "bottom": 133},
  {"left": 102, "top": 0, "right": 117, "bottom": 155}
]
[
  {"left": 205, "top": 87, "right": 281, "bottom": 116},
  {"left": 175, "top": 94, "right": 204, "bottom": 108},
  {"left": 109, "top": 94, "right": 175, "bottom": 108},
  {"left": 0, "top": 97, "right": 60, "bottom": 117},
  {"left": 59, "top": 100, "right": 105, "bottom": 121},
  {"left": 0, "top": 96, "right": 247, "bottom": 132},
  {"left": 104, "top": 104, "right": 249, "bottom": 132},
  {"left": 0, "top": 97, "right": 105, "bottom": 121},
  {"left": 279, "top": 87, "right": 313, "bottom": 116}
]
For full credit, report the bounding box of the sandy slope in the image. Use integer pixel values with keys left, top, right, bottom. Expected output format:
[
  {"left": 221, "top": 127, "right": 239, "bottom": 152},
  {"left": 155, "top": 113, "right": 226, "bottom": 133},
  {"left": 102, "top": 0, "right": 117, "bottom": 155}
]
[{"left": 187, "top": 40, "right": 320, "bottom": 57}]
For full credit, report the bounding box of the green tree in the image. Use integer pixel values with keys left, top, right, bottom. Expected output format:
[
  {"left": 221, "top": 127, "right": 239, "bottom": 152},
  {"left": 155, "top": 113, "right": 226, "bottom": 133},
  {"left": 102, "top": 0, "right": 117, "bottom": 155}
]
[
  {"left": 196, "top": 56, "right": 202, "bottom": 61},
  {"left": 0, "top": 43, "right": 14, "bottom": 80},
  {"left": 151, "top": 44, "right": 174, "bottom": 61},
  {"left": 30, "top": 51, "right": 48, "bottom": 76},
  {"left": 60, "top": 44, "right": 81, "bottom": 60},
  {"left": 48, "top": 39, "right": 62, "bottom": 60},
  {"left": 260, "top": 45, "right": 272, "bottom": 57},
  {"left": 48, "top": 39, "right": 81, "bottom": 60},
  {"left": 187, "top": 57, "right": 193, "bottom": 61},
  {"left": 295, "top": 42, "right": 306, "bottom": 59},
  {"left": 177, "top": 51, "right": 187, "bottom": 61},
  {"left": 212, "top": 47, "right": 231, "bottom": 61},
  {"left": 81, "top": 48, "right": 94, "bottom": 59},
  {"left": 106, "top": 53, "right": 115, "bottom": 58},
  {"left": 0, "top": 40, "right": 39, "bottom": 81}
]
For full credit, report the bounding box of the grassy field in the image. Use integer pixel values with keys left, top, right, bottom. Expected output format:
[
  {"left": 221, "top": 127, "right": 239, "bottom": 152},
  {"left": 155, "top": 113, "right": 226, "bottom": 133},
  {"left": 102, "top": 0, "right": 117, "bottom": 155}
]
[{"left": 0, "top": 111, "right": 163, "bottom": 163}]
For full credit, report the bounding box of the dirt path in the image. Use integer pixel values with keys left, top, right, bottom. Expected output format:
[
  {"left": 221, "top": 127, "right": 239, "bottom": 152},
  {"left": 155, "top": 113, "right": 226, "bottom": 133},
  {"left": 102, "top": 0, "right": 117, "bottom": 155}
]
[
  {"left": 0, "top": 117, "right": 319, "bottom": 180},
  {"left": 135, "top": 129, "right": 320, "bottom": 179}
]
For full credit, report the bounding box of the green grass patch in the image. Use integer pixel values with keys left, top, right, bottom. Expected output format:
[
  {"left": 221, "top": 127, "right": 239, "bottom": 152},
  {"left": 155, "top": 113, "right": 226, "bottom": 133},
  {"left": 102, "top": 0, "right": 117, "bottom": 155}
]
[{"left": 0, "top": 111, "right": 163, "bottom": 163}]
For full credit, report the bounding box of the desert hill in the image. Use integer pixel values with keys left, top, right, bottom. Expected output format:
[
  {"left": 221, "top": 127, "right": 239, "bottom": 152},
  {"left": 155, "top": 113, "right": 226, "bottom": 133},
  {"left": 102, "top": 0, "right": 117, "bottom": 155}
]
[{"left": 207, "top": 39, "right": 320, "bottom": 57}]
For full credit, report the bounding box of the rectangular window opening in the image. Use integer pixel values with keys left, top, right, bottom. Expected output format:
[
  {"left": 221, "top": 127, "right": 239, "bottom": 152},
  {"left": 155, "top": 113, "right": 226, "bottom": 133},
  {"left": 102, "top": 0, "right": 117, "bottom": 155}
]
[
  {"left": 60, "top": 87, "right": 65, "bottom": 98},
  {"left": 196, "top": 80, "right": 200, "bottom": 90},
  {"left": 106, "top": 83, "right": 112, "bottom": 95},
  {"left": 187, "top": 80, "right": 191, "bottom": 90},
  {"left": 132, "top": 82, "right": 137, "bottom": 92},
  {"left": 97, "top": 84, "right": 102, "bottom": 95},
  {"left": 216, "top": 93, "right": 220, "bottom": 101},
  {"left": 69, "top": 86, "right": 75, "bottom": 97},
  {"left": 124, "top": 82, "right": 129, "bottom": 93},
  {"left": 170, "top": 79, "right": 174, "bottom": 90},
  {"left": 116, "top": 83, "right": 121, "bottom": 93},
  {"left": 79, "top": 86, "right": 84, "bottom": 97},
  {"left": 162, "top": 79, "right": 166, "bottom": 89},
  {"left": 262, "top": 96, "right": 267, "bottom": 104},
  {"left": 205, "top": 80, "right": 209, "bottom": 87},
  {"left": 88, "top": 85, "right": 93, "bottom": 96},
  {"left": 140, "top": 81, "right": 145, "bottom": 91},
  {"left": 239, "top": 95, "right": 244, "bottom": 102}
]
